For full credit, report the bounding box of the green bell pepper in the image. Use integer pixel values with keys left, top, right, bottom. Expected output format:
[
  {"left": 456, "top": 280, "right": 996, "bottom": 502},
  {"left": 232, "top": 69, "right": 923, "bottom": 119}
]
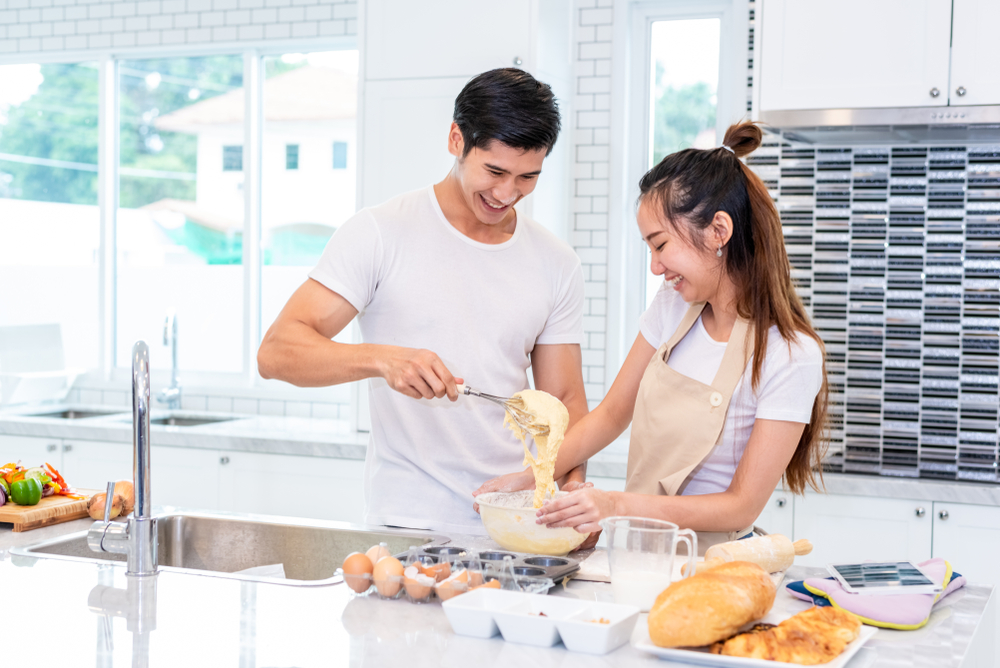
[{"left": 10, "top": 477, "right": 43, "bottom": 506}]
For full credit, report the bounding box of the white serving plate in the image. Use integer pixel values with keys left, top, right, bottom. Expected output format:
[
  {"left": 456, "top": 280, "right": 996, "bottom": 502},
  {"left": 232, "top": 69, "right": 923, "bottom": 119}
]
[
  {"left": 554, "top": 601, "right": 640, "bottom": 655},
  {"left": 441, "top": 589, "right": 527, "bottom": 639},
  {"left": 634, "top": 623, "right": 878, "bottom": 667}
]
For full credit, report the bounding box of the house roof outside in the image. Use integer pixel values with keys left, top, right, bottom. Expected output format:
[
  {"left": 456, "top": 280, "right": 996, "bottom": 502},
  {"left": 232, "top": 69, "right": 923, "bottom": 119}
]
[{"left": 155, "top": 65, "right": 357, "bottom": 134}]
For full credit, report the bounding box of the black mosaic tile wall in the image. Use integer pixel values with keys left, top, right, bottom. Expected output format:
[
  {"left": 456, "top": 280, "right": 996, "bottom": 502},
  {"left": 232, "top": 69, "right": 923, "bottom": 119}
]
[{"left": 747, "top": 142, "right": 1000, "bottom": 482}]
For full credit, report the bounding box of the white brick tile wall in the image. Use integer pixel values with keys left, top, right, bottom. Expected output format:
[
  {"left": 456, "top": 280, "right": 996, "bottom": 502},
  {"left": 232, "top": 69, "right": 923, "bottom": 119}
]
[{"left": 0, "top": 0, "right": 356, "bottom": 53}]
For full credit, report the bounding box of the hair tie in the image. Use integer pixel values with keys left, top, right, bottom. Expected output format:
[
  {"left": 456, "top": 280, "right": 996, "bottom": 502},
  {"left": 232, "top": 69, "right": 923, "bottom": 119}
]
[{"left": 721, "top": 144, "right": 735, "bottom": 154}]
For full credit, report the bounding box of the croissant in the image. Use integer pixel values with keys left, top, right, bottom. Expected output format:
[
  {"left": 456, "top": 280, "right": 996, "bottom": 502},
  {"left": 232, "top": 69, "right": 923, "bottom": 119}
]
[
  {"left": 711, "top": 606, "right": 862, "bottom": 664},
  {"left": 648, "top": 560, "right": 776, "bottom": 648}
]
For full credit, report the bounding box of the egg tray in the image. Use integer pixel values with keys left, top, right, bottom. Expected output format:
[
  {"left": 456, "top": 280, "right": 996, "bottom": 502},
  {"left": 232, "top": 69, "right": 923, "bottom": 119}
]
[{"left": 394, "top": 545, "right": 580, "bottom": 585}]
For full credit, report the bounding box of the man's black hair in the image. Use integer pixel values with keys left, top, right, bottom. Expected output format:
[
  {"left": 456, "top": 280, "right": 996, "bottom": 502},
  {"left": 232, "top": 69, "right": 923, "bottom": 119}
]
[{"left": 452, "top": 68, "right": 561, "bottom": 157}]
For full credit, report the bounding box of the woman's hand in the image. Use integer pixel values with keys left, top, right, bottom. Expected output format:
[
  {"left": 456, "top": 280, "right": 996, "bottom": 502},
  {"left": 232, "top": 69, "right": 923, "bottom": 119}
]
[
  {"left": 536, "top": 487, "right": 618, "bottom": 534},
  {"left": 471, "top": 469, "right": 535, "bottom": 514}
]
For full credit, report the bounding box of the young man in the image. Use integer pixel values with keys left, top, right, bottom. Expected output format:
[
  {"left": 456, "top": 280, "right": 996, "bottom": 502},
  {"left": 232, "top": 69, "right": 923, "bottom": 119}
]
[{"left": 257, "top": 68, "right": 588, "bottom": 534}]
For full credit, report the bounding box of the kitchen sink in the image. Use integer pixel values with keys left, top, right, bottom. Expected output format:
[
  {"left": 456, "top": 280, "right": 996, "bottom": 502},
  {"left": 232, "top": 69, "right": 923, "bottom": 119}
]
[
  {"left": 14, "top": 512, "right": 448, "bottom": 585},
  {"left": 149, "top": 416, "right": 235, "bottom": 427},
  {"left": 29, "top": 409, "right": 128, "bottom": 419}
]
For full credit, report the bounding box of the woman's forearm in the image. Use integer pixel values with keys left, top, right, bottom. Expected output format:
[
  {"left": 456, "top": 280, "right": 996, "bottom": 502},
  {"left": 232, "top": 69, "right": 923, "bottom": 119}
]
[{"left": 609, "top": 490, "right": 763, "bottom": 533}]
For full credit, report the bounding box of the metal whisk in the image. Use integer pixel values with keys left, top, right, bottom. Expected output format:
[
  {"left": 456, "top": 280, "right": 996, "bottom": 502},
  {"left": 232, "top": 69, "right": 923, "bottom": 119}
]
[{"left": 457, "top": 384, "right": 549, "bottom": 436}]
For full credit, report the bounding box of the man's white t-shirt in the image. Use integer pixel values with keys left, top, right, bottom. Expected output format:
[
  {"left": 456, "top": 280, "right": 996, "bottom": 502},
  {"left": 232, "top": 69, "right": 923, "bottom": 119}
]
[
  {"left": 309, "top": 187, "right": 585, "bottom": 534},
  {"left": 639, "top": 284, "right": 824, "bottom": 496}
]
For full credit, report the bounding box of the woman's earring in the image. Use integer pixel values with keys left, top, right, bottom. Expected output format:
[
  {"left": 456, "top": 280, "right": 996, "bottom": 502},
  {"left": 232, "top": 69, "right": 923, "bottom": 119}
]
[{"left": 716, "top": 245, "right": 723, "bottom": 257}]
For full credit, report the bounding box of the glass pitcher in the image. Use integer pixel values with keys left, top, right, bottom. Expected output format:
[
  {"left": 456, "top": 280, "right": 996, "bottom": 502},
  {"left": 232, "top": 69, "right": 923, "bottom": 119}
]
[{"left": 599, "top": 516, "right": 697, "bottom": 612}]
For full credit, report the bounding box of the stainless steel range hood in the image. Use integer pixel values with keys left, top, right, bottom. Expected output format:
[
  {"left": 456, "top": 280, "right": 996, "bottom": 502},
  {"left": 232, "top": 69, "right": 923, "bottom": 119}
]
[{"left": 759, "top": 106, "right": 1000, "bottom": 145}]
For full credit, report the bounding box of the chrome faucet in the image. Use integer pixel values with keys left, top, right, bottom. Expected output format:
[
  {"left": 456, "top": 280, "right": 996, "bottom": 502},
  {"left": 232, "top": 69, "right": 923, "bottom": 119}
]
[
  {"left": 157, "top": 311, "right": 181, "bottom": 410},
  {"left": 88, "top": 340, "right": 158, "bottom": 577}
]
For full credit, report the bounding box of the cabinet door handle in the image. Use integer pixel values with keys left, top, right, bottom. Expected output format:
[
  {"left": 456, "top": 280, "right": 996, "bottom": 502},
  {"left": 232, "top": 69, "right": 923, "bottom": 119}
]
[
  {"left": 938, "top": 510, "right": 949, "bottom": 520},
  {"left": 775, "top": 497, "right": 787, "bottom": 508},
  {"left": 220, "top": 456, "right": 230, "bottom": 465},
  {"left": 513, "top": 56, "right": 523, "bottom": 66},
  {"left": 47, "top": 443, "right": 58, "bottom": 452},
  {"left": 930, "top": 87, "right": 940, "bottom": 98},
  {"left": 956, "top": 86, "right": 967, "bottom": 97},
  {"left": 915, "top": 507, "right": 926, "bottom": 518},
  {"left": 63, "top": 444, "right": 73, "bottom": 453}
]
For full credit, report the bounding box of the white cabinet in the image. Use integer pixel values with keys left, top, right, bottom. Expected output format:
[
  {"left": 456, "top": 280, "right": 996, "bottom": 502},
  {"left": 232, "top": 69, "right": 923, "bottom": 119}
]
[
  {"left": 932, "top": 502, "right": 1000, "bottom": 586},
  {"left": 759, "top": 0, "right": 952, "bottom": 111},
  {"left": 792, "top": 493, "right": 932, "bottom": 567},
  {"left": 949, "top": 0, "right": 1000, "bottom": 106},
  {"left": 219, "top": 451, "right": 366, "bottom": 524},
  {"left": 754, "top": 490, "right": 794, "bottom": 538},
  {"left": 363, "top": 0, "right": 534, "bottom": 81},
  {"left": 0, "top": 435, "right": 62, "bottom": 469}
]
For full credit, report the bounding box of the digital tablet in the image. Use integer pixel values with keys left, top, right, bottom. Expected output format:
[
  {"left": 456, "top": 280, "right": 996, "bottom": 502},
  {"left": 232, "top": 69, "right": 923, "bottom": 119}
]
[{"left": 827, "top": 561, "right": 943, "bottom": 596}]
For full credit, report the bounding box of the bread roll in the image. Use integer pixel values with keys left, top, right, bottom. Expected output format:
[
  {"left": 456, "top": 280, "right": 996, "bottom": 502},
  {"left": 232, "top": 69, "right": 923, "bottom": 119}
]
[{"left": 648, "top": 561, "right": 777, "bottom": 648}]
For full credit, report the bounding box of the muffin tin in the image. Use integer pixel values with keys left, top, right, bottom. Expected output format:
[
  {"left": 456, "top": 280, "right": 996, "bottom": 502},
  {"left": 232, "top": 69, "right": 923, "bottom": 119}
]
[{"left": 396, "top": 545, "right": 581, "bottom": 585}]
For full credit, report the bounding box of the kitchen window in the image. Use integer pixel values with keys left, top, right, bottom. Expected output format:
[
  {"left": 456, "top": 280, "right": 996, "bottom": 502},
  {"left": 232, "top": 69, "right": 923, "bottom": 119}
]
[
  {"left": 616, "top": 0, "right": 746, "bottom": 366},
  {"left": 261, "top": 51, "right": 360, "bottom": 361},
  {"left": 0, "top": 62, "right": 100, "bottom": 371},
  {"left": 2, "top": 46, "right": 358, "bottom": 402}
]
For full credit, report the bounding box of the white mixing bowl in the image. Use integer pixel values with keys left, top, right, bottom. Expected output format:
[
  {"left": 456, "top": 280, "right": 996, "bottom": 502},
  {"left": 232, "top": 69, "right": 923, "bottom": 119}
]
[{"left": 476, "top": 490, "right": 588, "bottom": 556}]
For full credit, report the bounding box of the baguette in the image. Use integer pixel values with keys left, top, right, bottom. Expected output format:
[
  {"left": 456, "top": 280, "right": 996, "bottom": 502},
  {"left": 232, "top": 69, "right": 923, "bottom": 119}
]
[{"left": 648, "top": 561, "right": 777, "bottom": 648}]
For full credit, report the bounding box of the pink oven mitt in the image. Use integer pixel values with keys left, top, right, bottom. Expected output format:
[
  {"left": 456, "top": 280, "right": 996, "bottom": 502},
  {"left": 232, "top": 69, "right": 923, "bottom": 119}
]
[{"left": 787, "top": 558, "right": 965, "bottom": 630}]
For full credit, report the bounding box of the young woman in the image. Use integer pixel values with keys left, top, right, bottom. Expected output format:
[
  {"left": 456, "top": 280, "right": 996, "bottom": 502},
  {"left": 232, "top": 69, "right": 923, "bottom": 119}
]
[{"left": 474, "top": 122, "right": 828, "bottom": 553}]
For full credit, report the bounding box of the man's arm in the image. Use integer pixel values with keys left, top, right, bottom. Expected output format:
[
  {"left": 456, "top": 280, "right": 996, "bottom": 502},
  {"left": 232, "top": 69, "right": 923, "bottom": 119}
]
[
  {"left": 530, "top": 343, "right": 589, "bottom": 485},
  {"left": 258, "top": 278, "right": 460, "bottom": 400}
]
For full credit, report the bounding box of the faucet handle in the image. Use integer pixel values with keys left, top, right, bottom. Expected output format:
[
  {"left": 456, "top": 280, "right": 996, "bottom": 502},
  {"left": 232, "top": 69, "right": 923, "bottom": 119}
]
[{"left": 104, "top": 481, "right": 116, "bottom": 524}]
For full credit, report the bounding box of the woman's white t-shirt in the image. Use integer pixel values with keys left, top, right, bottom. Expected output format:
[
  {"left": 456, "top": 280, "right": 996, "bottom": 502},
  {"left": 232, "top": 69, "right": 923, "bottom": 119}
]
[{"left": 638, "top": 285, "right": 824, "bottom": 496}]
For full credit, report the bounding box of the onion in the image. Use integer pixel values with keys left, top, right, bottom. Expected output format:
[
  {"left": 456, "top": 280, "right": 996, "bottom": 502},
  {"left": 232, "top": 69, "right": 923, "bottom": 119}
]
[
  {"left": 42, "top": 484, "right": 55, "bottom": 498},
  {"left": 114, "top": 480, "right": 135, "bottom": 517},
  {"left": 87, "top": 492, "right": 124, "bottom": 520},
  {"left": 0, "top": 486, "right": 6, "bottom": 507}
]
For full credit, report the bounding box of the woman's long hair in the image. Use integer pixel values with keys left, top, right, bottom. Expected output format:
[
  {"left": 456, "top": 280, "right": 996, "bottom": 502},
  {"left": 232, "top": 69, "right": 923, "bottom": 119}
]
[{"left": 638, "top": 121, "right": 828, "bottom": 494}]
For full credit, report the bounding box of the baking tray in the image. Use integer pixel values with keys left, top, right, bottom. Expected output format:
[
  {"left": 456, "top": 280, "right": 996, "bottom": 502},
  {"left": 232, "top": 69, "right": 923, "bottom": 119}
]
[{"left": 394, "top": 545, "right": 580, "bottom": 585}]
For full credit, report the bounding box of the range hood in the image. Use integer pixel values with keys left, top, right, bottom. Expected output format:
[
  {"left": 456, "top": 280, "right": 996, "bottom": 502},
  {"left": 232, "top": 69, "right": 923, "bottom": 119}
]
[{"left": 758, "top": 106, "right": 1000, "bottom": 145}]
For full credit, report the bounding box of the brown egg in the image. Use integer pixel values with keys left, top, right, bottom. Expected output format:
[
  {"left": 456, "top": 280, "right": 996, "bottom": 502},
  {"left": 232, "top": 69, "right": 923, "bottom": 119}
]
[
  {"left": 435, "top": 569, "right": 470, "bottom": 601},
  {"left": 403, "top": 566, "right": 435, "bottom": 600},
  {"left": 341, "top": 552, "right": 374, "bottom": 593},
  {"left": 366, "top": 544, "right": 391, "bottom": 564},
  {"left": 372, "top": 556, "right": 404, "bottom": 597}
]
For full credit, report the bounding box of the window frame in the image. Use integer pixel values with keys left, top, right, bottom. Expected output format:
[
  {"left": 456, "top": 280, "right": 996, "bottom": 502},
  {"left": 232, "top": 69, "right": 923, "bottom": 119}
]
[
  {"left": 0, "top": 40, "right": 357, "bottom": 403},
  {"left": 605, "top": 0, "right": 747, "bottom": 387}
]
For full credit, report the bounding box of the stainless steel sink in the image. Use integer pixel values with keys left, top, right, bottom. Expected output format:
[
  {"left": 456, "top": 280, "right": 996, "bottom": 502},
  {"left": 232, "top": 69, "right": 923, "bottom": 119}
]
[
  {"left": 30, "top": 409, "right": 128, "bottom": 419},
  {"left": 149, "top": 416, "right": 235, "bottom": 427},
  {"left": 14, "top": 512, "right": 448, "bottom": 585}
]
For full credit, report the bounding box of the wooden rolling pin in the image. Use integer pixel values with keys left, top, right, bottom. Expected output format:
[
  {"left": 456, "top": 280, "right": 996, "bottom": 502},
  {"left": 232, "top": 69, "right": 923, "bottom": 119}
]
[{"left": 688, "top": 535, "right": 813, "bottom": 575}]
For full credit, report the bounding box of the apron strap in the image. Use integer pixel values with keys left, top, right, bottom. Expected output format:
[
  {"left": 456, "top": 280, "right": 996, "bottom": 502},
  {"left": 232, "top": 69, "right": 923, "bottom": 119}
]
[
  {"left": 710, "top": 316, "right": 754, "bottom": 393},
  {"left": 662, "top": 302, "right": 707, "bottom": 359}
]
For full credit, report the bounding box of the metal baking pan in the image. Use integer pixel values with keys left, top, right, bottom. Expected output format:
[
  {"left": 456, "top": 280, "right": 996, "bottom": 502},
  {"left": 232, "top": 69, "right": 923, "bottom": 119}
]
[{"left": 395, "top": 545, "right": 580, "bottom": 585}]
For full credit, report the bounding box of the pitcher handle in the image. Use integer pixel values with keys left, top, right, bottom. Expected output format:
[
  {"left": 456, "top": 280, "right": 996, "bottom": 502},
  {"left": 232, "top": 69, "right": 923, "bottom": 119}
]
[{"left": 676, "top": 529, "right": 698, "bottom": 579}]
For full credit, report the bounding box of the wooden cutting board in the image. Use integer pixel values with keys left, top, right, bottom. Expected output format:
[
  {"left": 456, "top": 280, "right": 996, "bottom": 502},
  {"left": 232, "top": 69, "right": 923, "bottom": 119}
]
[{"left": 0, "top": 489, "right": 98, "bottom": 532}]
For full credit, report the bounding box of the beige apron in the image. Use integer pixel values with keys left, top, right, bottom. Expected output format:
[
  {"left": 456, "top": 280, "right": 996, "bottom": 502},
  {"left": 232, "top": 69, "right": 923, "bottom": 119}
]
[{"left": 625, "top": 301, "right": 757, "bottom": 556}]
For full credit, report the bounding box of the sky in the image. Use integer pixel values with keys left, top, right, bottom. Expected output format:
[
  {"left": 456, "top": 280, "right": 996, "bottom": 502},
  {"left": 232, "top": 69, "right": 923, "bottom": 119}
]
[
  {"left": 650, "top": 18, "right": 720, "bottom": 90},
  {"left": 0, "top": 64, "right": 44, "bottom": 112}
]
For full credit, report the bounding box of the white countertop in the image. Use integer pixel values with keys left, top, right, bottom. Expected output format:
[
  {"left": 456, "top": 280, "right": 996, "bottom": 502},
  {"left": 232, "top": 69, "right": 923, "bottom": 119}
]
[{"left": 0, "top": 512, "right": 994, "bottom": 667}]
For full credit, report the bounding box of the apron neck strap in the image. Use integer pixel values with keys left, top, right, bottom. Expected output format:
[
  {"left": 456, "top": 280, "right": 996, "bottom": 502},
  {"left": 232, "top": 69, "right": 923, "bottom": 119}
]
[
  {"left": 662, "top": 302, "right": 755, "bottom": 392},
  {"left": 662, "top": 302, "right": 707, "bottom": 357}
]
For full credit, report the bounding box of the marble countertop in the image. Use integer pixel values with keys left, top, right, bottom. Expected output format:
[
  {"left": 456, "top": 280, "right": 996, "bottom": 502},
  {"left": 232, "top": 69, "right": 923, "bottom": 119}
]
[
  {"left": 0, "top": 512, "right": 994, "bottom": 667},
  {"left": 4, "top": 405, "right": 1000, "bottom": 505}
]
